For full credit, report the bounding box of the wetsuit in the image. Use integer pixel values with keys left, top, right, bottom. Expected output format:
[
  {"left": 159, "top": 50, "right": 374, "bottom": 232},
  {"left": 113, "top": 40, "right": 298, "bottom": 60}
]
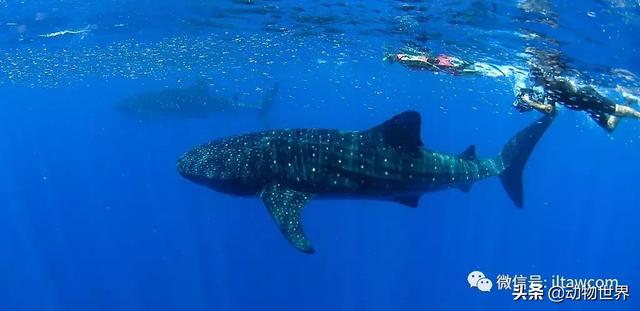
[{"left": 544, "top": 79, "right": 617, "bottom": 130}]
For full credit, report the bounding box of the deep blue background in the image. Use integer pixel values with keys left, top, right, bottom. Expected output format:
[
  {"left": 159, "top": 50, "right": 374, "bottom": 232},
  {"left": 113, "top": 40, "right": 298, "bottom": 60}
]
[{"left": 0, "top": 1, "right": 639, "bottom": 310}]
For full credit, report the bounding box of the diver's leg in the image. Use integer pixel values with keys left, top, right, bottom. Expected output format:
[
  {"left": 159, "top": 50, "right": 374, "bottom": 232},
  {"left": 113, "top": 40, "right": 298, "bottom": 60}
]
[
  {"left": 589, "top": 112, "right": 616, "bottom": 132},
  {"left": 606, "top": 115, "right": 620, "bottom": 131},
  {"left": 619, "top": 85, "right": 640, "bottom": 106},
  {"left": 528, "top": 100, "right": 555, "bottom": 115},
  {"left": 614, "top": 104, "right": 640, "bottom": 119}
]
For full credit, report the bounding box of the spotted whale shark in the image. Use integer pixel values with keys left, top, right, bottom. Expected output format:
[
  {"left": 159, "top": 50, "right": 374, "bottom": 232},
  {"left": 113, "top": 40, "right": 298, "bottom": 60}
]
[
  {"left": 177, "top": 111, "right": 554, "bottom": 253},
  {"left": 117, "top": 79, "right": 279, "bottom": 121}
]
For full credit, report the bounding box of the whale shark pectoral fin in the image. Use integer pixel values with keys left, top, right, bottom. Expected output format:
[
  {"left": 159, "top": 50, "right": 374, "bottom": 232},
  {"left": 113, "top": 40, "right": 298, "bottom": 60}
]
[
  {"left": 259, "top": 184, "right": 315, "bottom": 254},
  {"left": 459, "top": 145, "right": 477, "bottom": 160},
  {"left": 368, "top": 110, "right": 424, "bottom": 153},
  {"left": 391, "top": 194, "right": 422, "bottom": 208}
]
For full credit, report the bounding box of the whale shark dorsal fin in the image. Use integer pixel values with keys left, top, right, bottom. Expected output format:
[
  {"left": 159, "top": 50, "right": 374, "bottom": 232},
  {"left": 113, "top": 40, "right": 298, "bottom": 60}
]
[
  {"left": 368, "top": 110, "right": 424, "bottom": 153},
  {"left": 259, "top": 184, "right": 315, "bottom": 254},
  {"left": 459, "top": 145, "right": 477, "bottom": 160}
]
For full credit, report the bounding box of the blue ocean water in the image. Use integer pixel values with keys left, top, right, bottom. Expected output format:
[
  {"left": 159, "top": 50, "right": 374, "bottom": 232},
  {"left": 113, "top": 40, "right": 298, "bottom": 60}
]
[{"left": 0, "top": 1, "right": 639, "bottom": 310}]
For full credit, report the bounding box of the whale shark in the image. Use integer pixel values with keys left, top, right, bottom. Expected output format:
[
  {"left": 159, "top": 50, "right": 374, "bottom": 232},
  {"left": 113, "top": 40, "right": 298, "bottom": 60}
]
[
  {"left": 177, "top": 111, "right": 554, "bottom": 253},
  {"left": 117, "top": 79, "right": 278, "bottom": 121}
]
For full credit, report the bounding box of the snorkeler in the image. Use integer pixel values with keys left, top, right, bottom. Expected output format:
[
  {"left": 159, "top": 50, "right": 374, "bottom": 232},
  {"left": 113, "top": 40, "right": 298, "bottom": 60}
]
[
  {"left": 383, "top": 51, "right": 471, "bottom": 74},
  {"left": 384, "top": 47, "right": 529, "bottom": 86},
  {"left": 513, "top": 64, "right": 640, "bottom": 132}
]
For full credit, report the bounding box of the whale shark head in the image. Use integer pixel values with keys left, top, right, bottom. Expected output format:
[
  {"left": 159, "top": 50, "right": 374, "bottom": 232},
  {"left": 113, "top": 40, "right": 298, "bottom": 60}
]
[{"left": 177, "top": 136, "right": 265, "bottom": 196}]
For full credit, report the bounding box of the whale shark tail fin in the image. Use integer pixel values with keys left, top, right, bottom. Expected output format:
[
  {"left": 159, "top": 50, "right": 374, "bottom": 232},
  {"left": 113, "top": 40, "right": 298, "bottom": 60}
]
[{"left": 498, "top": 114, "right": 555, "bottom": 208}]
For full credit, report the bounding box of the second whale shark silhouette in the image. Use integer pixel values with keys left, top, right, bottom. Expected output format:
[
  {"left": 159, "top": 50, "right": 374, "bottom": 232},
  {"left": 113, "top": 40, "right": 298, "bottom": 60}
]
[
  {"left": 117, "top": 79, "right": 279, "bottom": 121},
  {"left": 177, "top": 111, "right": 554, "bottom": 253}
]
